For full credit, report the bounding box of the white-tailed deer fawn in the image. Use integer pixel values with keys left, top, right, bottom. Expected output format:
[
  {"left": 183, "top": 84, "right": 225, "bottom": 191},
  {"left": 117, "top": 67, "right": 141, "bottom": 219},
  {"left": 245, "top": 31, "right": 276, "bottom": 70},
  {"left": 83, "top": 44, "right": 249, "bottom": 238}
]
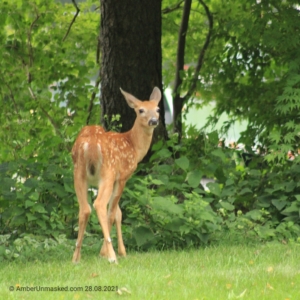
[{"left": 72, "top": 87, "right": 161, "bottom": 263}]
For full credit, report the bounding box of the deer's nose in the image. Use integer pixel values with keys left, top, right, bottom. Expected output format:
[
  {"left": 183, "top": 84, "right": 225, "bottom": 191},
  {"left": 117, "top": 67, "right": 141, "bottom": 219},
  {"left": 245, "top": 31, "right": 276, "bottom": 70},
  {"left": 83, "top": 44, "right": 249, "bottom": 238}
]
[{"left": 148, "top": 118, "right": 159, "bottom": 126}]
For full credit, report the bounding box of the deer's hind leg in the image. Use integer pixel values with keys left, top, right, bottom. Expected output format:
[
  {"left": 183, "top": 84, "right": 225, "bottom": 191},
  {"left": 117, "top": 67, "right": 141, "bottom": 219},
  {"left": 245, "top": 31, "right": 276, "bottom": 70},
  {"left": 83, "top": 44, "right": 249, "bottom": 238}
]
[
  {"left": 115, "top": 204, "right": 126, "bottom": 256},
  {"left": 72, "top": 175, "right": 91, "bottom": 263},
  {"left": 93, "top": 177, "right": 117, "bottom": 263},
  {"left": 100, "top": 181, "right": 126, "bottom": 258}
]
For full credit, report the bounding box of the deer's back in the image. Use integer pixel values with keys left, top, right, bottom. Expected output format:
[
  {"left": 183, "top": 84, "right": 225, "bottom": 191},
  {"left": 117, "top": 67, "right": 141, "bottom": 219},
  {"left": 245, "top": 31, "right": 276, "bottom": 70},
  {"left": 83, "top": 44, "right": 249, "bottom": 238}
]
[{"left": 72, "top": 126, "right": 138, "bottom": 185}]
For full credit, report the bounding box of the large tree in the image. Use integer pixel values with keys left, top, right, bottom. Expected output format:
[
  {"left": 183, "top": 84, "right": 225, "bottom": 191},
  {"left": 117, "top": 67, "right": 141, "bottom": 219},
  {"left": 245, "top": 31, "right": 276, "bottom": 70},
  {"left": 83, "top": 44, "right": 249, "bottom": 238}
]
[{"left": 100, "top": 0, "right": 167, "bottom": 142}]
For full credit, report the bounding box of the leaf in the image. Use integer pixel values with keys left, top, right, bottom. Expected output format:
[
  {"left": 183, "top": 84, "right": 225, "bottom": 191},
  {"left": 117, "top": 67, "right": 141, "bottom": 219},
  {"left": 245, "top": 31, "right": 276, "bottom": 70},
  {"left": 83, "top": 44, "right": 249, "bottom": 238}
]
[
  {"left": 225, "top": 178, "right": 235, "bottom": 186},
  {"left": 152, "top": 197, "right": 184, "bottom": 215},
  {"left": 207, "top": 131, "right": 219, "bottom": 144},
  {"left": 271, "top": 199, "right": 287, "bottom": 211},
  {"left": 236, "top": 289, "right": 247, "bottom": 298},
  {"left": 179, "top": 224, "right": 191, "bottom": 235},
  {"left": 117, "top": 287, "right": 131, "bottom": 295},
  {"left": 29, "top": 192, "right": 39, "bottom": 201},
  {"left": 269, "top": 131, "right": 281, "bottom": 144},
  {"left": 152, "top": 140, "right": 163, "bottom": 151},
  {"left": 206, "top": 182, "right": 221, "bottom": 197},
  {"left": 36, "top": 219, "right": 47, "bottom": 230},
  {"left": 248, "top": 169, "right": 261, "bottom": 177},
  {"left": 200, "top": 210, "right": 216, "bottom": 222},
  {"left": 164, "top": 218, "right": 182, "bottom": 231},
  {"left": 3, "top": 178, "right": 16, "bottom": 189},
  {"left": 151, "top": 179, "right": 164, "bottom": 185},
  {"left": 246, "top": 209, "right": 262, "bottom": 221},
  {"left": 150, "top": 148, "right": 171, "bottom": 162},
  {"left": 25, "top": 200, "right": 35, "bottom": 208},
  {"left": 132, "top": 226, "right": 155, "bottom": 247},
  {"left": 186, "top": 170, "right": 202, "bottom": 188},
  {"left": 64, "top": 184, "right": 74, "bottom": 193},
  {"left": 239, "top": 188, "right": 252, "bottom": 195},
  {"left": 219, "top": 201, "right": 235, "bottom": 211},
  {"left": 175, "top": 156, "right": 189, "bottom": 171},
  {"left": 24, "top": 178, "right": 40, "bottom": 188},
  {"left": 285, "top": 182, "right": 296, "bottom": 193},
  {"left": 257, "top": 226, "right": 275, "bottom": 238},
  {"left": 26, "top": 213, "right": 37, "bottom": 222},
  {"left": 281, "top": 203, "right": 299, "bottom": 215},
  {"left": 211, "top": 149, "right": 227, "bottom": 162},
  {"left": 33, "top": 204, "right": 47, "bottom": 214},
  {"left": 266, "top": 283, "right": 274, "bottom": 290}
]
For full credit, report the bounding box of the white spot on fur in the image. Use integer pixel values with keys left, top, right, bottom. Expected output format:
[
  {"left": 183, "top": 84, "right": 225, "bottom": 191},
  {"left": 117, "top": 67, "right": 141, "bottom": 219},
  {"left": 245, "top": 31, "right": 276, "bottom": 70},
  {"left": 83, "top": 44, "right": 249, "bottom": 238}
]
[{"left": 83, "top": 142, "right": 89, "bottom": 153}]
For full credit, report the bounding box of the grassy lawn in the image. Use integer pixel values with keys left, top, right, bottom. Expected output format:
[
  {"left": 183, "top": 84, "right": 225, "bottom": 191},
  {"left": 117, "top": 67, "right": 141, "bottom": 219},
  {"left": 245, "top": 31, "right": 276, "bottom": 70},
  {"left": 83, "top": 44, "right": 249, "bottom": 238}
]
[{"left": 0, "top": 241, "right": 299, "bottom": 300}]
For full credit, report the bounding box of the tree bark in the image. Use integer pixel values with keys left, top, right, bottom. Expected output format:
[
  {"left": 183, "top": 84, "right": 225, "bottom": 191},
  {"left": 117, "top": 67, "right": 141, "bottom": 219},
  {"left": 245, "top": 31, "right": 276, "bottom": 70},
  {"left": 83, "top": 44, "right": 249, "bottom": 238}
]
[{"left": 100, "top": 0, "right": 167, "bottom": 144}]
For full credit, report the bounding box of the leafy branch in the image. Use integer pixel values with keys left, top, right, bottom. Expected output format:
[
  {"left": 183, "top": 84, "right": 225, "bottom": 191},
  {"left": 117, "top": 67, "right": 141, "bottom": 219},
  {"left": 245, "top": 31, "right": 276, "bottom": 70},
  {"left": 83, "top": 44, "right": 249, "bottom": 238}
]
[
  {"left": 28, "top": 87, "right": 64, "bottom": 140},
  {"left": 183, "top": 0, "right": 213, "bottom": 102},
  {"left": 86, "top": 76, "right": 101, "bottom": 125},
  {"left": 27, "top": 9, "right": 40, "bottom": 83},
  {"left": 26, "top": 8, "right": 64, "bottom": 141},
  {"left": 63, "top": 0, "right": 80, "bottom": 41},
  {"left": 162, "top": 1, "right": 184, "bottom": 14},
  {"left": 172, "top": 0, "right": 213, "bottom": 136},
  {"left": 1, "top": 74, "right": 21, "bottom": 120}
]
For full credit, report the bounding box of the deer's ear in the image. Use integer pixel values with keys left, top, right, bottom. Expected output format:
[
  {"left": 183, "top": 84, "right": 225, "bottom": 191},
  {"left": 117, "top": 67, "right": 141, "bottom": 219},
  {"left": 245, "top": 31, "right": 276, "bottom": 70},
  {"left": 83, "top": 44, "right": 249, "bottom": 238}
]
[
  {"left": 120, "top": 88, "right": 140, "bottom": 109},
  {"left": 149, "top": 87, "right": 161, "bottom": 104}
]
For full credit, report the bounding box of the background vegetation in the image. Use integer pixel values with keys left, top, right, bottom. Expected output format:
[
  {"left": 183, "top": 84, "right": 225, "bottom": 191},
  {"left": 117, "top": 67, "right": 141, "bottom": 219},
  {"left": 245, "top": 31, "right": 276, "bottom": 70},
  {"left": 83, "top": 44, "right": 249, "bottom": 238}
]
[{"left": 1, "top": 0, "right": 300, "bottom": 261}]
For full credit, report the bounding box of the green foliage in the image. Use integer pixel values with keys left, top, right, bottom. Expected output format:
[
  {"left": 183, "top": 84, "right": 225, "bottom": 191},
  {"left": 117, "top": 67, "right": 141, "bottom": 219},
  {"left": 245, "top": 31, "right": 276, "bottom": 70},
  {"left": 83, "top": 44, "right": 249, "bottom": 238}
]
[
  {"left": 162, "top": 0, "right": 300, "bottom": 147},
  {"left": 1, "top": 0, "right": 300, "bottom": 262},
  {"left": 266, "top": 59, "right": 300, "bottom": 163},
  {"left": 0, "top": 233, "right": 71, "bottom": 262},
  {"left": 121, "top": 127, "right": 300, "bottom": 251},
  {"left": 0, "top": 153, "right": 77, "bottom": 237},
  {"left": 0, "top": 0, "right": 99, "bottom": 240},
  {"left": 122, "top": 172, "right": 221, "bottom": 250},
  {"left": 103, "top": 114, "right": 122, "bottom": 132}
]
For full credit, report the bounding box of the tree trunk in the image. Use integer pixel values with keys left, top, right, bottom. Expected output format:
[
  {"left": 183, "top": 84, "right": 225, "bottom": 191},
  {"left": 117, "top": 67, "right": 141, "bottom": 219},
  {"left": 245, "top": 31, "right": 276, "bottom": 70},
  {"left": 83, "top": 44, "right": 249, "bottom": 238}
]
[
  {"left": 100, "top": 0, "right": 167, "bottom": 144},
  {"left": 172, "top": 0, "right": 192, "bottom": 139}
]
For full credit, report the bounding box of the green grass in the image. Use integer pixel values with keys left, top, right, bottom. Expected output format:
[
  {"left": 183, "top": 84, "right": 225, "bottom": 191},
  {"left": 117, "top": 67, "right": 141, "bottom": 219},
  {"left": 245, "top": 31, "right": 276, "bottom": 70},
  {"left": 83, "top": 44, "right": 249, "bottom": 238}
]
[{"left": 0, "top": 242, "right": 299, "bottom": 300}]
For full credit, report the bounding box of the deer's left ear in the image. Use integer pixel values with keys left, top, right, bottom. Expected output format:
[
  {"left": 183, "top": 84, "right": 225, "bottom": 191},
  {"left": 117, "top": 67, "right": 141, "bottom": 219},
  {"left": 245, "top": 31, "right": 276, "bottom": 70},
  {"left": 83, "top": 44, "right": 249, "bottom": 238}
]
[
  {"left": 120, "top": 88, "right": 141, "bottom": 109},
  {"left": 149, "top": 87, "right": 161, "bottom": 104}
]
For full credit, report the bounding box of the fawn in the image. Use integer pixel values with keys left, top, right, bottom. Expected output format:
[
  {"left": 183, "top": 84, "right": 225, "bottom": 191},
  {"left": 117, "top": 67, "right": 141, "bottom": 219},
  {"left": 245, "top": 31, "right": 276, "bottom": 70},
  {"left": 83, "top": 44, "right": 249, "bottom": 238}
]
[{"left": 71, "top": 87, "right": 161, "bottom": 263}]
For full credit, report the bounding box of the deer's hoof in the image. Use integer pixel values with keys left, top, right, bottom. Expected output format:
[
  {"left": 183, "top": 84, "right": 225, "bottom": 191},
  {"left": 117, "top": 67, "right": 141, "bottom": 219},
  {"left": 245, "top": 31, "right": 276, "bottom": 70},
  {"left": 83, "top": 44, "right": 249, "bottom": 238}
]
[{"left": 108, "top": 257, "right": 118, "bottom": 264}]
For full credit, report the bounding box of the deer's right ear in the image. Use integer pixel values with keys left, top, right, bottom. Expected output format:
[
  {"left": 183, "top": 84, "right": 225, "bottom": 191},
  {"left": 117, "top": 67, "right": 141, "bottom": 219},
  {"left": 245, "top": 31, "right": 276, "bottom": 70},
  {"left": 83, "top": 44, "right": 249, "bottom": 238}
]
[{"left": 120, "top": 88, "right": 140, "bottom": 109}]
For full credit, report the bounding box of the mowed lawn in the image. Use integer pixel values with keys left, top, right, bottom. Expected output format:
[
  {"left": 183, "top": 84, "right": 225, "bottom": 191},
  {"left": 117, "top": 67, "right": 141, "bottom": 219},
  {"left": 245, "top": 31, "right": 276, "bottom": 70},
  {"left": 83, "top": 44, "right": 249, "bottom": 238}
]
[{"left": 0, "top": 242, "right": 299, "bottom": 300}]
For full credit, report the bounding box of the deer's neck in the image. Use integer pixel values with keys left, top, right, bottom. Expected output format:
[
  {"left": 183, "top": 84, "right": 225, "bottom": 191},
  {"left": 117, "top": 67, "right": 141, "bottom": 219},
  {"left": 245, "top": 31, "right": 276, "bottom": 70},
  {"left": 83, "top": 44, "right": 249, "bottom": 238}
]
[{"left": 127, "top": 122, "right": 154, "bottom": 163}]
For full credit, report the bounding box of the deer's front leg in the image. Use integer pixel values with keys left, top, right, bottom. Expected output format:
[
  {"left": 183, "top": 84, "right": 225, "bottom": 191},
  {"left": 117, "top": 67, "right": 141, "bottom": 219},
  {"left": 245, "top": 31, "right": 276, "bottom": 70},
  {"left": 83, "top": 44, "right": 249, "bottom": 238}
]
[{"left": 93, "top": 180, "right": 117, "bottom": 263}]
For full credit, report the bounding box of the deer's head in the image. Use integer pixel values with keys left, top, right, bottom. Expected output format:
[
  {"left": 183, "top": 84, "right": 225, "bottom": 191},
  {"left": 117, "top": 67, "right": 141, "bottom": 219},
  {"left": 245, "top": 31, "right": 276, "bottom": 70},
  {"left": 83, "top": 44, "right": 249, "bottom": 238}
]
[{"left": 120, "top": 87, "right": 161, "bottom": 129}]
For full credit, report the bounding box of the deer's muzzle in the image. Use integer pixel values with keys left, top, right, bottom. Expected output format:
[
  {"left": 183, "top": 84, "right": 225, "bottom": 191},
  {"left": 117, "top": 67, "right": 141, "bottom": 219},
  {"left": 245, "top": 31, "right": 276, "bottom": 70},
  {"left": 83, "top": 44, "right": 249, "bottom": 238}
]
[{"left": 148, "top": 118, "right": 159, "bottom": 127}]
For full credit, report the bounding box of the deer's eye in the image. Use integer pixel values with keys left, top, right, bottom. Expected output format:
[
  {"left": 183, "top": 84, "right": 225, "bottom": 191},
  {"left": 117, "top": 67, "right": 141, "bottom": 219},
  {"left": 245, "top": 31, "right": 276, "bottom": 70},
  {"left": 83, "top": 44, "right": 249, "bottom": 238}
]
[
  {"left": 139, "top": 108, "right": 145, "bottom": 114},
  {"left": 156, "top": 108, "right": 160, "bottom": 113}
]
